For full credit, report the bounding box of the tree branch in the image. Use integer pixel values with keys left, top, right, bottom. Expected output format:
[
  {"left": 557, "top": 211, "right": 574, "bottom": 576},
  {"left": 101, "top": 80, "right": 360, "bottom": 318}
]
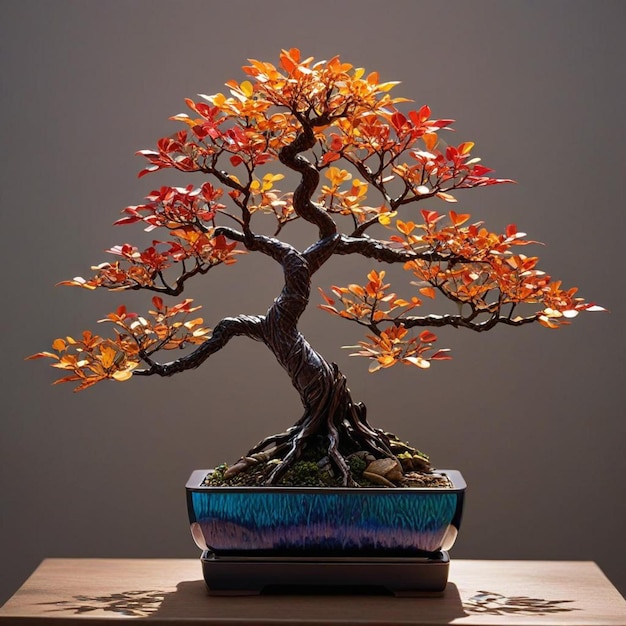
[
  {"left": 135, "top": 314, "right": 264, "bottom": 377},
  {"left": 303, "top": 234, "right": 340, "bottom": 273},
  {"left": 334, "top": 234, "right": 451, "bottom": 264},
  {"left": 397, "top": 312, "right": 539, "bottom": 332},
  {"left": 279, "top": 118, "right": 337, "bottom": 239}
]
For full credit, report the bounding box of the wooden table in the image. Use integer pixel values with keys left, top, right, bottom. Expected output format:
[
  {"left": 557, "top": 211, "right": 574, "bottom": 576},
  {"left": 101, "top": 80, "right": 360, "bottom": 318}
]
[{"left": 1, "top": 559, "right": 624, "bottom": 625}]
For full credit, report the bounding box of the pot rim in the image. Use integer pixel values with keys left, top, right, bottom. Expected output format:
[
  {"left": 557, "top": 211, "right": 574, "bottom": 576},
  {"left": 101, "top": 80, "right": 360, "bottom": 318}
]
[{"left": 186, "top": 468, "right": 466, "bottom": 493}]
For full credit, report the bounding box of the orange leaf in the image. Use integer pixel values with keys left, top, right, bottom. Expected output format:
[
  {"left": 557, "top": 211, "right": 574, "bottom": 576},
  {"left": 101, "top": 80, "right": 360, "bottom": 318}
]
[
  {"left": 419, "top": 287, "right": 436, "bottom": 299},
  {"left": 449, "top": 211, "right": 471, "bottom": 227},
  {"left": 52, "top": 375, "right": 82, "bottom": 385},
  {"left": 397, "top": 220, "right": 415, "bottom": 236},
  {"left": 25, "top": 351, "right": 59, "bottom": 360},
  {"left": 318, "top": 288, "right": 335, "bottom": 306},
  {"left": 52, "top": 338, "right": 67, "bottom": 352},
  {"left": 348, "top": 284, "right": 366, "bottom": 298},
  {"left": 423, "top": 132, "right": 438, "bottom": 151}
]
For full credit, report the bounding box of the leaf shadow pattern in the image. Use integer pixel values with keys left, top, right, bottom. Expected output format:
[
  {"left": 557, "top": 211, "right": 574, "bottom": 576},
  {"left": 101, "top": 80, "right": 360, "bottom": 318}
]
[
  {"left": 464, "top": 590, "right": 578, "bottom": 616},
  {"left": 39, "top": 589, "right": 166, "bottom": 617}
]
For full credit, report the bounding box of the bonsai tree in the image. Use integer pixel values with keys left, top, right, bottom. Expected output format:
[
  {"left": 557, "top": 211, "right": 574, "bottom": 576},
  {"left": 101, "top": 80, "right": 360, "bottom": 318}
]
[{"left": 29, "top": 49, "right": 603, "bottom": 487}]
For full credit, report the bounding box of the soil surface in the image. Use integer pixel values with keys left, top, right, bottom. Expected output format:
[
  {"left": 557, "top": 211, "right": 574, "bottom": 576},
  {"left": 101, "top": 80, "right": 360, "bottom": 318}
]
[
  {"left": 202, "top": 458, "right": 453, "bottom": 489},
  {"left": 201, "top": 433, "right": 453, "bottom": 489}
]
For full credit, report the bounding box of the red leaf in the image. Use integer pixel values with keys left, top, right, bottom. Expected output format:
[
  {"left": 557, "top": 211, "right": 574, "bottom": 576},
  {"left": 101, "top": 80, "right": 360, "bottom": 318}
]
[
  {"left": 430, "top": 119, "right": 455, "bottom": 129},
  {"left": 421, "top": 209, "right": 440, "bottom": 225},
  {"left": 430, "top": 350, "right": 452, "bottom": 360},
  {"left": 138, "top": 166, "right": 160, "bottom": 178},
  {"left": 391, "top": 111, "right": 407, "bottom": 131},
  {"left": 419, "top": 330, "right": 438, "bottom": 343},
  {"left": 321, "top": 151, "right": 341, "bottom": 165},
  {"left": 446, "top": 146, "right": 458, "bottom": 161},
  {"left": 113, "top": 216, "right": 141, "bottom": 226},
  {"left": 416, "top": 105, "right": 431, "bottom": 123},
  {"left": 472, "top": 164, "right": 493, "bottom": 176}
]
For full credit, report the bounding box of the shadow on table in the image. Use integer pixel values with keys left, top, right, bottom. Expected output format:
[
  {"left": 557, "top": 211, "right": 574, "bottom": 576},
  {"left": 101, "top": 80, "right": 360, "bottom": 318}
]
[
  {"left": 463, "top": 590, "right": 578, "bottom": 616},
  {"left": 37, "top": 589, "right": 166, "bottom": 617},
  {"left": 39, "top": 581, "right": 466, "bottom": 621},
  {"left": 37, "top": 582, "right": 579, "bottom": 621},
  {"left": 152, "top": 580, "right": 468, "bottom": 622}
]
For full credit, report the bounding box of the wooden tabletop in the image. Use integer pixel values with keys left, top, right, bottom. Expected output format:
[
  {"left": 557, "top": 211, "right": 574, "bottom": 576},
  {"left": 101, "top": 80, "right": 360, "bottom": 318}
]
[{"left": 1, "top": 559, "right": 624, "bottom": 625}]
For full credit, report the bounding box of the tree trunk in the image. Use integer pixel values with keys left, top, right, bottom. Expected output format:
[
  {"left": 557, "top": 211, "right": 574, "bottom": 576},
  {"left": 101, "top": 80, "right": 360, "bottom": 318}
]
[{"left": 235, "top": 245, "right": 396, "bottom": 485}]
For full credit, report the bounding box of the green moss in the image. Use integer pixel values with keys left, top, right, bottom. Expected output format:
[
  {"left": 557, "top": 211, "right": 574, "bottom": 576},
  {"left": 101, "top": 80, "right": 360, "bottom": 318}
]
[
  {"left": 348, "top": 455, "right": 366, "bottom": 475},
  {"left": 278, "top": 461, "right": 322, "bottom": 487}
]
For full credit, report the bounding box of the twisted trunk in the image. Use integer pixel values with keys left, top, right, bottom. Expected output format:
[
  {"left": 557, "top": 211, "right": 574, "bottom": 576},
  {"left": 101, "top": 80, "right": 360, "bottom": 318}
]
[
  {"left": 228, "top": 123, "right": 395, "bottom": 484},
  {"left": 223, "top": 236, "right": 392, "bottom": 484}
]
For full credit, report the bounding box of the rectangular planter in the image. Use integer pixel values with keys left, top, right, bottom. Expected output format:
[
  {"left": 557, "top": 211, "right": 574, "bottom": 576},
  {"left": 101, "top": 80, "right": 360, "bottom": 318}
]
[{"left": 186, "top": 469, "right": 465, "bottom": 557}]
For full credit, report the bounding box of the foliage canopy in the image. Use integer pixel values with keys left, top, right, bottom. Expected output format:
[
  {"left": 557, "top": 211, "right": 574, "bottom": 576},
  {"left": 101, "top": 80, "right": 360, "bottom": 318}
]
[{"left": 28, "top": 50, "right": 603, "bottom": 485}]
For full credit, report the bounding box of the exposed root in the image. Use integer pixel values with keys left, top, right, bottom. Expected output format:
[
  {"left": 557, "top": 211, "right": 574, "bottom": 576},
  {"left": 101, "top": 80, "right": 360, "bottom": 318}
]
[{"left": 220, "top": 364, "right": 430, "bottom": 486}]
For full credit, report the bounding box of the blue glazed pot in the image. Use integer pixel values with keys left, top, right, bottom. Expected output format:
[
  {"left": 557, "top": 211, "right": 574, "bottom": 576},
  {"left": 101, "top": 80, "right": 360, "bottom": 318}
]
[{"left": 186, "top": 469, "right": 465, "bottom": 556}]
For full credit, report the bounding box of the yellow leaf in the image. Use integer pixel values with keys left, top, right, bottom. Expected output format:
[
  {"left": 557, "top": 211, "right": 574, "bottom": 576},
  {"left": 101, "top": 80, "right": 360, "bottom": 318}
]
[
  {"left": 378, "top": 211, "right": 397, "bottom": 226},
  {"left": 208, "top": 92, "right": 226, "bottom": 107},
  {"left": 112, "top": 368, "right": 134, "bottom": 382},
  {"left": 240, "top": 80, "right": 254, "bottom": 97},
  {"left": 263, "top": 173, "right": 285, "bottom": 183},
  {"left": 377, "top": 81, "right": 401, "bottom": 92},
  {"left": 436, "top": 192, "right": 457, "bottom": 203}
]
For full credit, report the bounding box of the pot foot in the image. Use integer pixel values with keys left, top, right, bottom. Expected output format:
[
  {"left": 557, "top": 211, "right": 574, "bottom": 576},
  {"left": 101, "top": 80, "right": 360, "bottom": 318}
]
[{"left": 200, "top": 550, "right": 450, "bottom": 596}]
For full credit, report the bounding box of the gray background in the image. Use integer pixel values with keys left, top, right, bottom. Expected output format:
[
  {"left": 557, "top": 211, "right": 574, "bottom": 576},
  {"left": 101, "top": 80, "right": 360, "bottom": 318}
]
[{"left": 2, "top": 0, "right": 624, "bottom": 604}]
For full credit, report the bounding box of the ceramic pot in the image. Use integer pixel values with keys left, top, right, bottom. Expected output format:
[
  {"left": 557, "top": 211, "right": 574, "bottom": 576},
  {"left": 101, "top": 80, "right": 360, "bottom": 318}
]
[{"left": 186, "top": 469, "right": 465, "bottom": 557}]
